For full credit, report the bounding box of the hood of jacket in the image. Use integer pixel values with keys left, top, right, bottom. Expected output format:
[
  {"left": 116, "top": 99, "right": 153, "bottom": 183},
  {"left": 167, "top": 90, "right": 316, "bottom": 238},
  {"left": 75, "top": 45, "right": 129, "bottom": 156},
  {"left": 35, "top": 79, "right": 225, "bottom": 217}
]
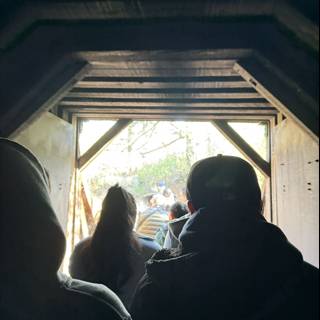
[
  {"left": 0, "top": 139, "right": 66, "bottom": 283},
  {"left": 145, "top": 208, "right": 304, "bottom": 315},
  {"left": 168, "top": 214, "right": 190, "bottom": 241}
]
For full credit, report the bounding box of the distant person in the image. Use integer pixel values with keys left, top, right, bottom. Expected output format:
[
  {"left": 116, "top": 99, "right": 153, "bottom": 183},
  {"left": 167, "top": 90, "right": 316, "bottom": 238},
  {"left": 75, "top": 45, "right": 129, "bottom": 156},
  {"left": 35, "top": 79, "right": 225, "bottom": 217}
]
[
  {"left": 157, "top": 180, "right": 166, "bottom": 194},
  {"left": 168, "top": 201, "right": 189, "bottom": 221},
  {"left": 155, "top": 202, "right": 189, "bottom": 247},
  {"left": 132, "top": 155, "right": 319, "bottom": 320},
  {"left": 0, "top": 139, "right": 130, "bottom": 320},
  {"left": 139, "top": 193, "right": 155, "bottom": 212},
  {"left": 70, "top": 185, "right": 160, "bottom": 309},
  {"left": 136, "top": 193, "right": 168, "bottom": 239},
  {"left": 162, "top": 188, "right": 175, "bottom": 210},
  {"left": 163, "top": 202, "right": 190, "bottom": 249}
]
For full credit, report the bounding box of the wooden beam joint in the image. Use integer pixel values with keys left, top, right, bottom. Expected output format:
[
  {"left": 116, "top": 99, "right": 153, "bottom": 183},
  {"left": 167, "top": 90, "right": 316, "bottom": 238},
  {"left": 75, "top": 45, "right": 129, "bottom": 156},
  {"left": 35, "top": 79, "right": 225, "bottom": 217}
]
[
  {"left": 78, "top": 118, "right": 132, "bottom": 169},
  {"left": 212, "top": 120, "right": 271, "bottom": 177}
]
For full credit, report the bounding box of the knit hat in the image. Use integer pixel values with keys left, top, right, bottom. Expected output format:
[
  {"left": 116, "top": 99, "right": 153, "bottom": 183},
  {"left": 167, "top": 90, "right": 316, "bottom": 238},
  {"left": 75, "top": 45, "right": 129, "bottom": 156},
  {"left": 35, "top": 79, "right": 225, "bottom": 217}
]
[{"left": 186, "top": 155, "right": 262, "bottom": 211}]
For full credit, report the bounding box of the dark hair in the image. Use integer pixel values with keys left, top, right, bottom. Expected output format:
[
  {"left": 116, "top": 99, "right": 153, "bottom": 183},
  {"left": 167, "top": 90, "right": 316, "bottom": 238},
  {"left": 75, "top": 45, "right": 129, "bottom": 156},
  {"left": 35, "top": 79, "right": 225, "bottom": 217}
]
[
  {"left": 186, "top": 156, "right": 262, "bottom": 215},
  {"left": 170, "top": 202, "right": 188, "bottom": 219},
  {"left": 90, "top": 185, "right": 139, "bottom": 292}
]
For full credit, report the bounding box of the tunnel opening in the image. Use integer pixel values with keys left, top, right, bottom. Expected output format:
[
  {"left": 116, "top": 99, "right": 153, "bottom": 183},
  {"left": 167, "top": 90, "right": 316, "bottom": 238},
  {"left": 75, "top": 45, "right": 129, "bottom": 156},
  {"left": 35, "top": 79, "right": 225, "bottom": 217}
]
[
  {"left": 0, "top": 2, "right": 318, "bottom": 318},
  {"left": 62, "top": 117, "right": 271, "bottom": 272}
]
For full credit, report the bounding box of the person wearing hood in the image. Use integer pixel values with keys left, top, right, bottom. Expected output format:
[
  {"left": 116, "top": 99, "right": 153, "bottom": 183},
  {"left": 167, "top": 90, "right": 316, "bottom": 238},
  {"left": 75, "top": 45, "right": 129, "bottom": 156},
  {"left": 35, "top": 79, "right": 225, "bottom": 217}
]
[
  {"left": 162, "top": 202, "right": 190, "bottom": 249},
  {"left": 132, "top": 155, "right": 319, "bottom": 320},
  {"left": 0, "top": 139, "right": 131, "bottom": 320},
  {"left": 156, "top": 202, "right": 189, "bottom": 248}
]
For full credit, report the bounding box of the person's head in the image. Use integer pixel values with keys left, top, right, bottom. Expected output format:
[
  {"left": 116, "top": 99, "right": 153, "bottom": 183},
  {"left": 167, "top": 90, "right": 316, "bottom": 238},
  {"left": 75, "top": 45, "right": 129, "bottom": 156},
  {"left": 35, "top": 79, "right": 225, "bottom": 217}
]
[
  {"left": 91, "top": 185, "right": 138, "bottom": 291},
  {"left": 141, "top": 193, "right": 153, "bottom": 207},
  {"left": 157, "top": 180, "right": 166, "bottom": 192},
  {"left": 186, "top": 155, "right": 262, "bottom": 216},
  {"left": 99, "top": 184, "right": 137, "bottom": 230},
  {"left": 150, "top": 193, "right": 166, "bottom": 208},
  {"left": 169, "top": 202, "right": 189, "bottom": 220},
  {"left": 163, "top": 188, "right": 172, "bottom": 198}
]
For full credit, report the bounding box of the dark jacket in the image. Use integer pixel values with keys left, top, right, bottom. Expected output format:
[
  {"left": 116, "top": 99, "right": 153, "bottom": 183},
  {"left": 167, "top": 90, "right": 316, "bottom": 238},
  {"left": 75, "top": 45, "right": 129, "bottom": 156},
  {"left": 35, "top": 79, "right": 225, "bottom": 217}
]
[
  {"left": 132, "top": 208, "right": 319, "bottom": 320},
  {"left": 0, "top": 139, "right": 131, "bottom": 320},
  {"left": 70, "top": 234, "right": 160, "bottom": 309}
]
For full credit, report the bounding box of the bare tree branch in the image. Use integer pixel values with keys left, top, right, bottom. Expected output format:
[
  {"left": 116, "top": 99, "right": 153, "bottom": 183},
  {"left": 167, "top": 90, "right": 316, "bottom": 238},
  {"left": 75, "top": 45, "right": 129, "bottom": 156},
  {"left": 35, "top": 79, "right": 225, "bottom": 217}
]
[
  {"left": 121, "top": 122, "right": 159, "bottom": 152},
  {"left": 141, "top": 136, "right": 185, "bottom": 156}
]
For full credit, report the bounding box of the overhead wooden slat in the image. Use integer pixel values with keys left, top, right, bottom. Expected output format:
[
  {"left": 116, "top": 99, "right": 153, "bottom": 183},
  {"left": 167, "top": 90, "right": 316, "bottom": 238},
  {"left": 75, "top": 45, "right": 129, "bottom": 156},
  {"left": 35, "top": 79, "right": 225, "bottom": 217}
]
[
  {"left": 74, "top": 113, "right": 277, "bottom": 121},
  {"left": 66, "top": 92, "right": 263, "bottom": 99},
  {"left": 75, "top": 80, "right": 252, "bottom": 89},
  {"left": 60, "top": 98, "right": 271, "bottom": 108},
  {"left": 71, "top": 87, "right": 256, "bottom": 94},
  {"left": 87, "top": 68, "right": 240, "bottom": 77},
  {"left": 79, "top": 50, "right": 253, "bottom": 63},
  {"left": 89, "top": 59, "right": 237, "bottom": 69},
  {"left": 81, "top": 76, "right": 245, "bottom": 83},
  {"left": 62, "top": 107, "right": 277, "bottom": 115},
  {"left": 68, "top": 87, "right": 260, "bottom": 99},
  {"left": 56, "top": 55, "right": 277, "bottom": 124},
  {"left": 60, "top": 101, "right": 272, "bottom": 108},
  {"left": 62, "top": 97, "right": 268, "bottom": 103}
]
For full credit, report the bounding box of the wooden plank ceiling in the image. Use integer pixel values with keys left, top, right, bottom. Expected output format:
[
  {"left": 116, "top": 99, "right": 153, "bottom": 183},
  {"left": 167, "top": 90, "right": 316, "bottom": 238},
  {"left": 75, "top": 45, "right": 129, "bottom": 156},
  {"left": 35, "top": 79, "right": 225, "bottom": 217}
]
[
  {"left": 58, "top": 58, "right": 277, "bottom": 120},
  {"left": 0, "top": 1, "right": 318, "bottom": 52}
]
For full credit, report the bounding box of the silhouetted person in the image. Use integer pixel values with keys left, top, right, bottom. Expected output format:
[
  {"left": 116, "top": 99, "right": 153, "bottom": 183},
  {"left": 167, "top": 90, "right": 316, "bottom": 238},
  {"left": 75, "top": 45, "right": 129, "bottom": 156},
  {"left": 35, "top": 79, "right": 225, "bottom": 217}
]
[
  {"left": 155, "top": 202, "right": 189, "bottom": 246},
  {"left": 163, "top": 202, "right": 190, "bottom": 249},
  {"left": 70, "top": 185, "right": 160, "bottom": 309},
  {"left": 132, "top": 155, "right": 319, "bottom": 320},
  {"left": 0, "top": 139, "right": 130, "bottom": 320},
  {"left": 168, "top": 202, "right": 188, "bottom": 221}
]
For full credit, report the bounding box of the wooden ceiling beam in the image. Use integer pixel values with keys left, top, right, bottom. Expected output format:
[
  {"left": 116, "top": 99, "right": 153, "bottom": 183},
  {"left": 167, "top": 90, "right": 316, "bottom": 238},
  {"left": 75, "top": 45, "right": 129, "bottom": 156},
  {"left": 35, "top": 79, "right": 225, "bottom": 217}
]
[
  {"left": 87, "top": 68, "right": 239, "bottom": 77},
  {"left": 212, "top": 120, "right": 271, "bottom": 177},
  {"left": 65, "top": 92, "right": 262, "bottom": 100},
  {"left": 78, "top": 118, "right": 131, "bottom": 170},
  {"left": 71, "top": 87, "right": 256, "bottom": 93},
  {"left": 78, "top": 49, "right": 252, "bottom": 62},
  {"left": 75, "top": 80, "right": 252, "bottom": 89},
  {"left": 2, "top": 1, "right": 317, "bottom": 53},
  {"left": 71, "top": 113, "right": 276, "bottom": 122},
  {"left": 88, "top": 59, "right": 237, "bottom": 69},
  {"left": 81, "top": 76, "right": 245, "bottom": 83},
  {"left": 0, "top": 59, "right": 90, "bottom": 138},
  {"left": 274, "top": 1, "right": 319, "bottom": 52},
  {"left": 234, "top": 57, "right": 319, "bottom": 140},
  {"left": 60, "top": 99, "right": 271, "bottom": 108},
  {"left": 62, "top": 107, "right": 277, "bottom": 115}
]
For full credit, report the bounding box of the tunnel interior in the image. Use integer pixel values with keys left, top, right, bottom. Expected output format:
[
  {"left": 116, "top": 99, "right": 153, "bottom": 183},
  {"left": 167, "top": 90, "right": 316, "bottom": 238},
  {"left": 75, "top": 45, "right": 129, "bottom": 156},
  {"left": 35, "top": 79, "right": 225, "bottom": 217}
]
[{"left": 0, "top": 0, "right": 319, "bottom": 269}]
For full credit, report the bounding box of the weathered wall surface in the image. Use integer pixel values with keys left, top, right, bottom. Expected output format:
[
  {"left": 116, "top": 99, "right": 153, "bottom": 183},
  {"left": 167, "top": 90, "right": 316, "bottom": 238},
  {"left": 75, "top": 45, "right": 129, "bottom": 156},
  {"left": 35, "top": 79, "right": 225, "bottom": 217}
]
[
  {"left": 273, "top": 119, "right": 319, "bottom": 267},
  {"left": 14, "top": 112, "right": 75, "bottom": 232}
]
